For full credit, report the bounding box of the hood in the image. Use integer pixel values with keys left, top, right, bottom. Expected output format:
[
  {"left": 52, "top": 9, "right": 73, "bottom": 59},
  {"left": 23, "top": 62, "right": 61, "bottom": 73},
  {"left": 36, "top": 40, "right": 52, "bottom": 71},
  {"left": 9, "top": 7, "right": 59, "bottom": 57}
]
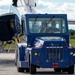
[{"left": 33, "top": 37, "right": 66, "bottom": 48}]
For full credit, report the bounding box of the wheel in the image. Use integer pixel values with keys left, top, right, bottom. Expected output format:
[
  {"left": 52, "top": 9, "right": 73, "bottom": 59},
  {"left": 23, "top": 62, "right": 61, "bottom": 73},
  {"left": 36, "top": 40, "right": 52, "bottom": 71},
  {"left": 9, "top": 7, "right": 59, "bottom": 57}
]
[
  {"left": 54, "top": 68, "right": 61, "bottom": 72},
  {"left": 17, "top": 67, "right": 24, "bottom": 72},
  {"left": 15, "top": 62, "right": 17, "bottom": 66},
  {"left": 15, "top": 48, "right": 18, "bottom": 66},
  {"left": 30, "top": 64, "right": 36, "bottom": 74},
  {"left": 68, "top": 65, "right": 74, "bottom": 74},
  {"left": 62, "top": 68, "right": 67, "bottom": 72},
  {"left": 17, "top": 55, "right": 24, "bottom": 72},
  {"left": 26, "top": 68, "right": 29, "bottom": 72}
]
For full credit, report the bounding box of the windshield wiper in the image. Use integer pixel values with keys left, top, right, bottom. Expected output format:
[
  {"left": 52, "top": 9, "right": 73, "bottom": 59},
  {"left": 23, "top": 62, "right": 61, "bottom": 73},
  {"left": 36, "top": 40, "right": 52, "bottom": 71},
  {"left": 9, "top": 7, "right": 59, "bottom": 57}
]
[
  {"left": 33, "top": 15, "right": 38, "bottom": 25},
  {"left": 47, "top": 15, "right": 55, "bottom": 25}
]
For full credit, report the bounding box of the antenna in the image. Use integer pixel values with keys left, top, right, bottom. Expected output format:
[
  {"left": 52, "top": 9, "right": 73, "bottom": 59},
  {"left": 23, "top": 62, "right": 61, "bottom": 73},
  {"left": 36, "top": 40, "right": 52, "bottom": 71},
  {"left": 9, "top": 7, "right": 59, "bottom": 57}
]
[{"left": 12, "top": 0, "right": 18, "bottom": 7}]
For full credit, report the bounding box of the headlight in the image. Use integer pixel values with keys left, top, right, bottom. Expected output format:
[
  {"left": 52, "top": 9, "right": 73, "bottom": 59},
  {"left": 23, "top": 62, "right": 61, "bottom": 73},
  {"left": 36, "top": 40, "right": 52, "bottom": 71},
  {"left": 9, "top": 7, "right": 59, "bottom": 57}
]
[
  {"left": 70, "top": 52, "right": 73, "bottom": 56},
  {"left": 34, "top": 52, "right": 38, "bottom": 56},
  {"left": 70, "top": 52, "right": 75, "bottom": 56},
  {"left": 34, "top": 52, "right": 40, "bottom": 56}
]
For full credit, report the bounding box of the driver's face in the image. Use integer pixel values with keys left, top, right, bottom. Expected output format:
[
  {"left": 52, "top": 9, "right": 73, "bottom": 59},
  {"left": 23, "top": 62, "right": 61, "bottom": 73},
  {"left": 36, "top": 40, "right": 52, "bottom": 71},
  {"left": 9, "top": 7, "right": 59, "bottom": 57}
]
[{"left": 51, "top": 22, "right": 56, "bottom": 27}]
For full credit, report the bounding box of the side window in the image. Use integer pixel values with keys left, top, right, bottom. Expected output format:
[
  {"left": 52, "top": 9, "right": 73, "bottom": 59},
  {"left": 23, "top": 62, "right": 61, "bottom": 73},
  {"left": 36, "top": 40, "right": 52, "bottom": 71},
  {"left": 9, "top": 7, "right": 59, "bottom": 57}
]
[
  {"left": 62, "top": 19, "right": 66, "bottom": 33},
  {"left": 22, "top": 20, "right": 26, "bottom": 35},
  {"left": 21, "top": 19, "right": 27, "bottom": 42}
]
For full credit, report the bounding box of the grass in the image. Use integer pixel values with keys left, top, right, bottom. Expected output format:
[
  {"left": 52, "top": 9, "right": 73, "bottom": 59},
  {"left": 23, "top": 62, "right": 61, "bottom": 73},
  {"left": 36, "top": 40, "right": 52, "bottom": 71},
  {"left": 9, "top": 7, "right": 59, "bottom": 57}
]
[
  {"left": 3, "top": 42, "right": 16, "bottom": 49},
  {"left": 70, "top": 39, "right": 75, "bottom": 47},
  {"left": 4, "top": 43, "right": 16, "bottom": 49}
]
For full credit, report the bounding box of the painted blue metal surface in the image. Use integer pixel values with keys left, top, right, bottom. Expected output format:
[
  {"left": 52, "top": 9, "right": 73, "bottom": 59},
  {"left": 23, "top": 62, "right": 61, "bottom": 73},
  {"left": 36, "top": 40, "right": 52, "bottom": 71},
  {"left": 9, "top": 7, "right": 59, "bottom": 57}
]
[
  {"left": 31, "top": 41, "right": 69, "bottom": 68},
  {"left": 69, "top": 48, "right": 75, "bottom": 64},
  {"left": 19, "top": 14, "right": 75, "bottom": 69},
  {"left": 19, "top": 46, "right": 26, "bottom": 61},
  {"left": 24, "top": 14, "right": 69, "bottom": 47},
  {"left": 21, "top": 61, "right": 29, "bottom": 68},
  {"left": 31, "top": 48, "right": 75, "bottom": 68}
]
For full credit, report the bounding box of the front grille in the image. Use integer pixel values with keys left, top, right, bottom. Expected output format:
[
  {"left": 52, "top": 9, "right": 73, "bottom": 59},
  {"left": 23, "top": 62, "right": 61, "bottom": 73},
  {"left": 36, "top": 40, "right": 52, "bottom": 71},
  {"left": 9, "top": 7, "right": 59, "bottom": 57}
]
[{"left": 46, "top": 46, "right": 63, "bottom": 62}]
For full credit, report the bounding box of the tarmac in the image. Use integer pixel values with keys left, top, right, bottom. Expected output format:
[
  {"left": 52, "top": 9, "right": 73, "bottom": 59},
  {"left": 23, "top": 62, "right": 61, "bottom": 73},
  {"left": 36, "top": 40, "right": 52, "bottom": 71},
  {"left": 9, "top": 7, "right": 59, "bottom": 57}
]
[{"left": 0, "top": 49, "right": 75, "bottom": 75}]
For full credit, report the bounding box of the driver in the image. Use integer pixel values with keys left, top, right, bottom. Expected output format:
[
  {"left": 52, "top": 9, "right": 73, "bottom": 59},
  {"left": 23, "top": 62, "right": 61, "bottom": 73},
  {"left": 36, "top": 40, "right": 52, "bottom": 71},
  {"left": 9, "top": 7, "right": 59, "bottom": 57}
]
[{"left": 45, "top": 21, "right": 60, "bottom": 33}]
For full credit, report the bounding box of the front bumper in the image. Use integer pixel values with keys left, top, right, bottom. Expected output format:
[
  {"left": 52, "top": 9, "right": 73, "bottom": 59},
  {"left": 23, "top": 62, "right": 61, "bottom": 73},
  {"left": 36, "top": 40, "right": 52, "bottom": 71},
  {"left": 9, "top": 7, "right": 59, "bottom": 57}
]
[{"left": 31, "top": 48, "right": 75, "bottom": 68}]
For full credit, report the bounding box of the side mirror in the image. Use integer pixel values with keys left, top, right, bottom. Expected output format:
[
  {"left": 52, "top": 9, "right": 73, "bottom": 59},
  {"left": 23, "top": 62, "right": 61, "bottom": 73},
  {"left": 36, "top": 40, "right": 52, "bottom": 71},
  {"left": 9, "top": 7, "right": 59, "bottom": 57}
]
[{"left": 70, "top": 32, "right": 74, "bottom": 36}]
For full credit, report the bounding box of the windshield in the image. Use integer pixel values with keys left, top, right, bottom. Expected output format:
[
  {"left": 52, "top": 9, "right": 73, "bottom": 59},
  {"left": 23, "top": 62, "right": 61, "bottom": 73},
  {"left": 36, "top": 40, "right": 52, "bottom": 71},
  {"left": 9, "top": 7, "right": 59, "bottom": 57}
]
[{"left": 29, "top": 18, "right": 66, "bottom": 33}]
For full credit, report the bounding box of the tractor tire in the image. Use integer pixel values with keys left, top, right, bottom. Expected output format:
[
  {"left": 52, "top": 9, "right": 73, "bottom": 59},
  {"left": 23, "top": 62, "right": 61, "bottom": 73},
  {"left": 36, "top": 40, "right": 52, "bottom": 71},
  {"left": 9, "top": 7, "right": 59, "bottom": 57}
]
[
  {"left": 17, "top": 67, "right": 24, "bottom": 72},
  {"left": 54, "top": 68, "right": 61, "bottom": 72},
  {"left": 68, "top": 65, "right": 74, "bottom": 74},
  {"left": 62, "top": 68, "right": 67, "bottom": 72},
  {"left": 26, "top": 68, "right": 29, "bottom": 72},
  {"left": 30, "top": 64, "right": 36, "bottom": 74}
]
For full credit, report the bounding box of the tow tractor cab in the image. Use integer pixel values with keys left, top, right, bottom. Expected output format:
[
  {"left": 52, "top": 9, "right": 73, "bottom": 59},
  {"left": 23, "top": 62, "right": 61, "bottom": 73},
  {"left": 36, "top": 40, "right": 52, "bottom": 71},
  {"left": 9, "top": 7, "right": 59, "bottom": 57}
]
[{"left": 17, "top": 14, "right": 75, "bottom": 74}]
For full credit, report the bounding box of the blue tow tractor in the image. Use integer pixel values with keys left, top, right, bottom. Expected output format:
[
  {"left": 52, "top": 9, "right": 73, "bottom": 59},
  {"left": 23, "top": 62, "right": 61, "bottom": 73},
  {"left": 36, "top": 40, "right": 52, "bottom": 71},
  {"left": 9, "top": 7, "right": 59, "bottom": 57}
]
[{"left": 15, "top": 14, "right": 75, "bottom": 74}]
